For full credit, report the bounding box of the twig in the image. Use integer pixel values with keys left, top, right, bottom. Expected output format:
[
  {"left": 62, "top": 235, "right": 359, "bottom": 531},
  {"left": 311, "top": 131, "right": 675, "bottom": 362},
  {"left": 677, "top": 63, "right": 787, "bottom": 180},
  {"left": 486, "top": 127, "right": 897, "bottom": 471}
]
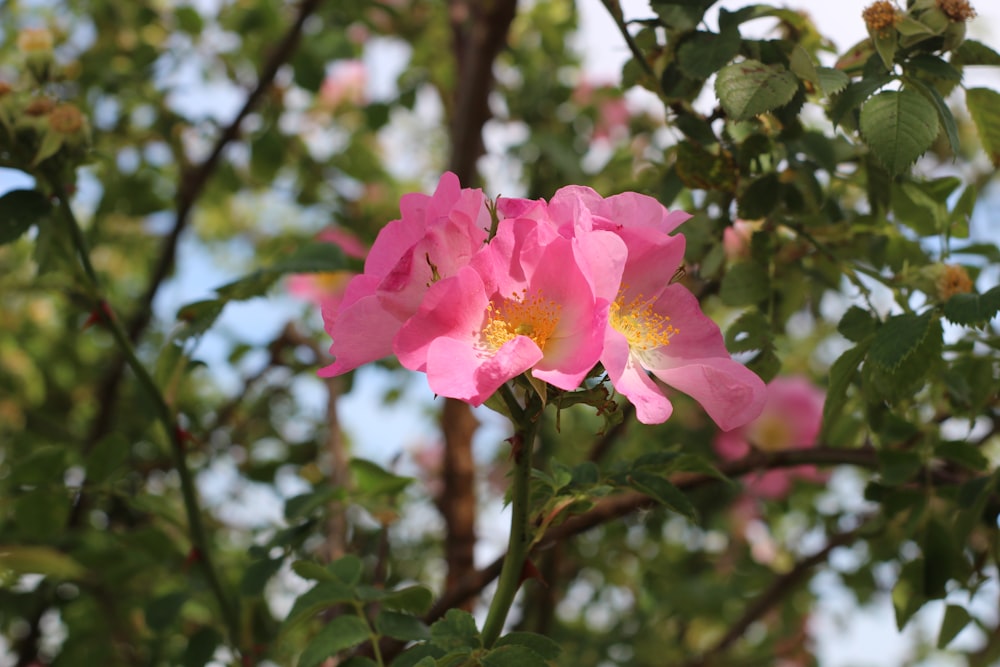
[
  {"left": 683, "top": 522, "right": 868, "bottom": 666},
  {"left": 85, "top": 0, "right": 326, "bottom": 451},
  {"left": 51, "top": 185, "right": 242, "bottom": 652}
]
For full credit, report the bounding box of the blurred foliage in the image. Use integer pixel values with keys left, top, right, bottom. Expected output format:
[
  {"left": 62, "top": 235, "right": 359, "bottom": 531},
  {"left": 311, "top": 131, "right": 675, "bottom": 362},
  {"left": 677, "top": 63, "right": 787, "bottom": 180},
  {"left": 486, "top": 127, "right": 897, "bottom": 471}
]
[{"left": 2, "top": 0, "right": 1000, "bottom": 666}]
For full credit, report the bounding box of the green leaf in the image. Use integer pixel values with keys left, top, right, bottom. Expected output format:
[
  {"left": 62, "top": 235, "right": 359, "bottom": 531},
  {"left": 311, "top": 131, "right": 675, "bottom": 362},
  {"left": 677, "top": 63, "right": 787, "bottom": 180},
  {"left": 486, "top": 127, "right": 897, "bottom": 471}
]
[
  {"left": 965, "top": 88, "right": 1000, "bottom": 167},
  {"left": 838, "top": 306, "right": 878, "bottom": 343},
  {"left": 830, "top": 73, "right": 892, "bottom": 129},
  {"left": 493, "top": 632, "right": 561, "bottom": 660},
  {"left": 85, "top": 433, "right": 130, "bottom": 484},
  {"left": 481, "top": 644, "right": 549, "bottom": 667},
  {"left": 935, "top": 441, "right": 989, "bottom": 471},
  {"left": 241, "top": 557, "right": 284, "bottom": 596},
  {"left": 725, "top": 308, "right": 771, "bottom": 353},
  {"left": 737, "top": 173, "right": 780, "bottom": 219},
  {"left": 350, "top": 458, "right": 413, "bottom": 496},
  {"left": 676, "top": 27, "right": 741, "bottom": 80},
  {"left": 0, "top": 545, "right": 86, "bottom": 580},
  {"left": 145, "top": 592, "right": 188, "bottom": 632},
  {"left": 627, "top": 471, "right": 697, "bottom": 521},
  {"left": 906, "top": 77, "right": 960, "bottom": 154},
  {"left": 948, "top": 185, "right": 976, "bottom": 239},
  {"left": 381, "top": 585, "right": 433, "bottom": 615},
  {"left": 175, "top": 299, "right": 226, "bottom": 340},
  {"left": 816, "top": 67, "right": 850, "bottom": 97},
  {"left": 214, "top": 241, "right": 348, "bottom": 302},
  {"left": 284, "top": 582, "right": 357, "bottom": 629},
  {"left": 821, "top": 342, "right": 871, "bottom": 440},
  {"left": 429, "top": 609, "right": 481, "bottom": 652},
  {"left": 943, "top": 286, "right": 1000, "bottom": 326},
  {"left": 297, "top": 615, "right": 371, "bottom": 667},
  {"left": 869, "top": 312, "right": 934, "bottom": 371},
  {"left": 878, "top": 449, "right": 923, "bottom": 486},
  {"left": 860, "top": 89, "right": 939, "bottom": 174},
  {"left": 952, "top": 39, "right": 1000, "bottom": 67},
  {"left": 182, "top": 627, "right": 222, "bottom": 667},
  {"left": 937, "top": 605, "right": 972, "bottom": 649},
  {"left": 720, "top": 261, "right": 770, "bottom": 307},
  {"left": 0, "top": 189, "right": 51, "bottom": 245},
  {"left": 715, "top": 59, "right": 800, "bottom": 121},
  {"left": 651, "top": 0, "right": 715, "bottom": 31},
  {"left": 376, "top": 610, "right": 430, "bottom": 642},
  {"left": 871, "top": 27, "right": 897, "bottom": 70},
  {"left": 284, "top": 486, "right": 344, "bottom": 521},
  {"left": 328, "top": 554, "right": 364, "bottom": 585}
]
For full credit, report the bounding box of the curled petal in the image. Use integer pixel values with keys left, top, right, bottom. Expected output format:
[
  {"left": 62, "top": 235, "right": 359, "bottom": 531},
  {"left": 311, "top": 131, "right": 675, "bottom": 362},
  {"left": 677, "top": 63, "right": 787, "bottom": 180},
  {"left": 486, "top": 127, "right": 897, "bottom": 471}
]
[{"left": 648, "top": 356, "right": 766, "bottom": 431}]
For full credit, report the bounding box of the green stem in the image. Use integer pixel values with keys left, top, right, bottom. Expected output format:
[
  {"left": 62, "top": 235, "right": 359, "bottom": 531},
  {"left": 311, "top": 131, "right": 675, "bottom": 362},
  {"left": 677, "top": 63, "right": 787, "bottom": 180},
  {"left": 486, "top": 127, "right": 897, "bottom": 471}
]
[
  {"left": 50, "top": 184, "right": 242, "bottom": 651},
  {"left": 480, "top": 385, "right": 541, "bottom": 647}
]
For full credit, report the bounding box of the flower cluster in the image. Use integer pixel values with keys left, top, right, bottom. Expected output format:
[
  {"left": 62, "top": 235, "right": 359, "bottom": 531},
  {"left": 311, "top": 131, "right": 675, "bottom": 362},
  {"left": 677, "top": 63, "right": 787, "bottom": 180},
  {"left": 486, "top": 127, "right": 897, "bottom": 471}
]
[
  {"left": 319, "top": 173, "right": 766, "bottom": 430},
  {"left": 714, "top": 376, "right": 827, "bottom": 499}
]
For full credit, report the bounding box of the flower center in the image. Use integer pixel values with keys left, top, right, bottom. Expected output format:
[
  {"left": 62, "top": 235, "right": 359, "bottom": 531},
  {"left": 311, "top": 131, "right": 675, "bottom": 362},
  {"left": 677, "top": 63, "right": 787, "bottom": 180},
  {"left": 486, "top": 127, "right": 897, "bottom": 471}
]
[
  {"left": 481, "top": 289, "right": 561, "bottom": 351},
  {"left": 747, "top": 414, "right": 794, "bottom": 452},
  {"left": 609, "top": 291, "right": 678, "bottom": 351}
]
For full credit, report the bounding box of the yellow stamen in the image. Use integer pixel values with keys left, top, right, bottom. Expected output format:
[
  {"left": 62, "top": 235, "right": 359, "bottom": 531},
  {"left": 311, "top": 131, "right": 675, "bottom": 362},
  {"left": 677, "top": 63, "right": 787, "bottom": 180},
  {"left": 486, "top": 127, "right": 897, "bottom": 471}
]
[
  {"left": 482, "top": 289, "right": 561, "bottom": 351},
  {"left": 609, "top": 290, "right": 678, "bottom": 351}
]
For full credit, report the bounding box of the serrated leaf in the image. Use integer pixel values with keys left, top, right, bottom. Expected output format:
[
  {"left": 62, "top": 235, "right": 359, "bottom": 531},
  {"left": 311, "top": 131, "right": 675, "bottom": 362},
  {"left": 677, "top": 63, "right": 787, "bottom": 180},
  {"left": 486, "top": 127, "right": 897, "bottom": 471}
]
[
  {"left": 966, "top": 87, "right": 1000, "bottom": 167},
  {"left": 725, "top": 308, "right": 771, "bottom": 353},
  {"left": 860, "top": 89, "right": 939, "bottom": 174},
  {"left": 481, "top": 644, "right": 548, "bottom": 667},
  {"left": 821, "top": 342, "right": 871, "bottom": 440},
  {"left": 838, "top": 306, "right": 878, "bottom": 342},
  {"left": 871, "top": 27, "right": 898, "bottom": 70},
  {"left": 375, "top": 610, "right": 430, "bottom": 642},
  {"left": 145, "top": 592, "right": 188, "bottom": 632},
  {"left": 0, "top": 545, "right": 87, "bottom": 580},
  {"left": 720, "top": 261, "right": 770, "bottom": 307},
  {"left": 830, "top": 74, "right": 892, "bottom": 128},
  {"left": 948, "top": 185, "right": 976, "bottom": 239},
  {"left": 430, "top": 609, "right": 481, "bottom": 652},
  {"left": 952, "top": 39, "right": 1000, "bottom": 67},
  {"left": 297, "top": 615, "right": 371, "bottom": 667},
  {"left": 906, "top": 77, "right": 960, "bottom": 153},
  {"left": 716, "top": 59, "right": 799, "bottom": 120},
  {"left": 381, "top": 585, "right": 433, "bottom": 615},
  {"left": 0, "top": 189, "right": 51, "bottom": 245},
  {"left": 935, "top": 441, "right": 989, "bottom": 471},
  {"left": 869, "top": 312, "right": 934, "bottom": 371},
  {"left": 493, "top": 632, "right": 561, "bottom": 660},
  {"left": 816, "top": 68, "right": 850, "bottom": 97},
  {"left": 676, "top": 27, "right": 741, "bottom": 80},
  {"left": 943, "top": 285, "right": 1000, "bottom": 326},
  {"left": 627, "top": 471, "right": 697, "bottom": 521},
  {"left": 737, "top": 173, "right": 780, "bottom": 219},
  {"left": 937, "top": 605, "right": 972, "bottom": 649},
  {"left": 241, "top": 557, "right": 283, "bottom": 596},
  {"left": 283, "top": 582, "right": 357, "bottom": 629},
  {"left": 350, "top": 458, "right": 413, "bottom": 497},
  {"left": 651, "top": 0, "right": 714, "bottom": 31}
]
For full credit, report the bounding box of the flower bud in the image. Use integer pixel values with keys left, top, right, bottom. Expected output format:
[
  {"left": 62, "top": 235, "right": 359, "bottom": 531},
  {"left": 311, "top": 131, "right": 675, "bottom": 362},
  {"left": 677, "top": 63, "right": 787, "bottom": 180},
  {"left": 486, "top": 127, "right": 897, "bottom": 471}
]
[
  {"left": 48, "top": 103, "right": 84, "bottom": 135},
  {"left": 862, "top": 1, "right": 900, "bottom": 36},
  {"left": 937, "top": 0, "right": 977, "bottom": 22},
  {"left": 936, "top": 264, "right": 973, "bottom": 301},
  {"left": 16, "top": 28, "right": 54, "bottom": 54}
]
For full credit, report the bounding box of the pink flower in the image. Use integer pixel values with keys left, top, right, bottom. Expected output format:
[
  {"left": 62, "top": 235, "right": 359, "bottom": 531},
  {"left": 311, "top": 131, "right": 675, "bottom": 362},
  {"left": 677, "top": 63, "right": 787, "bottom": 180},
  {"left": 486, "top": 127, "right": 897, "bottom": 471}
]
[
  {"left": 318, "top": 173, "right": 489, "bottom": 377},
  {"left": 318, "top": 59, "right": 367, "bottom": 110},
  {"left": 723, "top": 219, "right": 756, "bottom": 261},
  {"left": 393, "top": 219, "right": 613, "bottom": 405},
  {"left": 600, "top": 226, "right": 767, "bottom": 428},
  {"left": 714, "top": 376, "right": 827, "bottom": 499},
  {"left": 287, "top": 228, "right": 368, "bottom": 312}
]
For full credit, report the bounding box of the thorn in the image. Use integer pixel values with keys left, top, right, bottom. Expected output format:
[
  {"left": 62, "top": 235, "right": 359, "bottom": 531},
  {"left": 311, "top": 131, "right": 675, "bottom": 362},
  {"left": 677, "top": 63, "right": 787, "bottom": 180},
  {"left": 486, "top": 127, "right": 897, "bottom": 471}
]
[
  {"left": 519, "top": 558, "right": 547, "bottom": 588},
  {"left": 81, "top": 300, "right": 114, "bottom": 330},
  {"left": 182, "top": 548, "right": 202, "bottom": 571}
]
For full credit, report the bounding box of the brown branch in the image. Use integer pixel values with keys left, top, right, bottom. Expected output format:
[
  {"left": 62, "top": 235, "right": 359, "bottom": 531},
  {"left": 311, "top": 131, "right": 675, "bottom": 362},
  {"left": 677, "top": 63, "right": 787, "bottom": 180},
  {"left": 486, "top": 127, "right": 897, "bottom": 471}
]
[
  {"left": 683, "top": 522, "right": 868, "bottom": 667},
  {"left": 85, "top": 0, "right": 326, "bottom": 450}
]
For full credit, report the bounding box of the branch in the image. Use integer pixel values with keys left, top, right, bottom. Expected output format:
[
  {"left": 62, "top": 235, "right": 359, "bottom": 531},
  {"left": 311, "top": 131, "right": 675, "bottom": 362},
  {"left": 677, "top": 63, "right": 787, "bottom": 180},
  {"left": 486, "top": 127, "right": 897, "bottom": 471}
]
[
  {"left": 85, "top": 0, "right": 326, "bottom": 450},
  {"left": 683, "top": 521, "right": 868, "bottom": 666}
]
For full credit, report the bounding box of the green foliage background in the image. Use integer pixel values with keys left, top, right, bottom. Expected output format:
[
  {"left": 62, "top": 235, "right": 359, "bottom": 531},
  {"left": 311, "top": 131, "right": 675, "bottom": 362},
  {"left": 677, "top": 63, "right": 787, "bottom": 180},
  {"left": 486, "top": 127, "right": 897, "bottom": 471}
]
[{"left": 2, "top": 0, "right": 1000, "bottom": 665}]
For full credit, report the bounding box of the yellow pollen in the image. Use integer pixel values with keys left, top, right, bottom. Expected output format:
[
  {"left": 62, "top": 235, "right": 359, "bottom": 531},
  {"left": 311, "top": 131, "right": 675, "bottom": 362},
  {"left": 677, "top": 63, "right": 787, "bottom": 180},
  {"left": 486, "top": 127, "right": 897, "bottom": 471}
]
[
  {"left": 609, "top": 291, "right": 678, "bottom": 351},
  {"left": 748, "top": 414, "right": 794, "bottom": 452},
  {"left": 481, "top": 289, "right": 561, "bottom": 351}
]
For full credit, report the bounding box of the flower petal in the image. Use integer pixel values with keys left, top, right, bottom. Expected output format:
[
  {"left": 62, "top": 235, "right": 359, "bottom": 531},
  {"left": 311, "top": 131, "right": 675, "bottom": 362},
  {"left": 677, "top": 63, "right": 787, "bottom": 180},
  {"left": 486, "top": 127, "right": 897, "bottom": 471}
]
[
  {"left": 603, "top": 330, "right": 674, "bottom": 424},
  {"left": 648, "top": 356, "right": 766, "bottom": 431}
]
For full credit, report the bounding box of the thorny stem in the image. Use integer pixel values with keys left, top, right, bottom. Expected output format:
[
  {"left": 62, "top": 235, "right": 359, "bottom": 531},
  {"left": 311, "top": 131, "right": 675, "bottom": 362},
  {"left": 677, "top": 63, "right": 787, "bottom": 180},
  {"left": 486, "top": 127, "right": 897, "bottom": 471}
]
[
  {"left": 51, "top": 184, "right": 242, "bottom": 652},
  {"left": 480, "top": 383, "right": 542, "bottom": 647}
]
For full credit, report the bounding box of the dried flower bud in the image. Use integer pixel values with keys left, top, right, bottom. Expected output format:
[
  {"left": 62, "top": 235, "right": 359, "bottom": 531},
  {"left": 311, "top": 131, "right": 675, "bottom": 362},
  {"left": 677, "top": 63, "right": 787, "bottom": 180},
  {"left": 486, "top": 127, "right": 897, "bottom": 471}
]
[
  {"left": 937, "top": 264, "right": 973, "bottom": 300},
  {"left": 24, "top": 97, "right": 56, "bottom": 117},
  {"left": 16, "top": 28, "right": 54, "bottom": 54},
  {"left": 48, "top": 103, "right": 84, "bottom": 134},
  {"left": 862, "top": 1, "right": 900, "bottom": 35},
  {"left": 0, "top": 81, "right": 12, "bottom": 97},
  {"left": 937, "top": 0, "right": 977, "bottom": 22}
]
